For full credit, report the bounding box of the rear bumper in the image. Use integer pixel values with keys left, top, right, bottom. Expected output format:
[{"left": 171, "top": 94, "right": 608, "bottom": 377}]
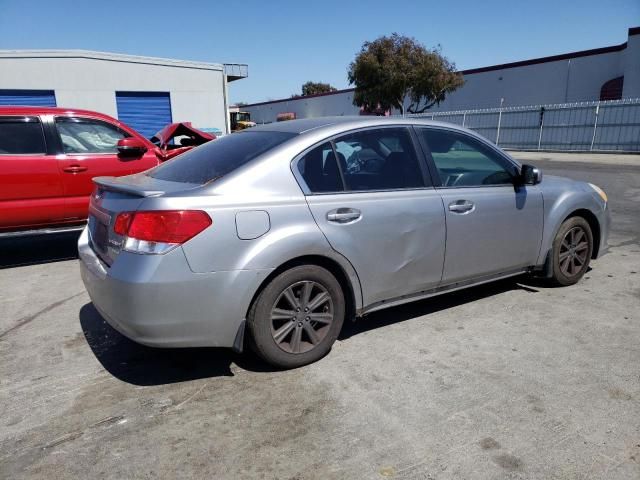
[{"left": 78, "top": 228, "right": 272, "bottom": 348}]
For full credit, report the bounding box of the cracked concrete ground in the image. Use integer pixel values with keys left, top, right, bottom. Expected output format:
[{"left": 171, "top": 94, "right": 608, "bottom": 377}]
[{"left": 1, "top": 154, "right": 639, "bottom": 479}]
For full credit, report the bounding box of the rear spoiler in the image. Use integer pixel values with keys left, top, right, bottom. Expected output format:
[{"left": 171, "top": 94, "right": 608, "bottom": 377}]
[{"left": 93, "top": 176, "right": 165, "bottom": 198}]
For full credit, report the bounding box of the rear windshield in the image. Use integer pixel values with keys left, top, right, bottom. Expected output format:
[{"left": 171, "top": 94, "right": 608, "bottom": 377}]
[{"left": 147, "top": 131, "right": 296, "bottom": 184}]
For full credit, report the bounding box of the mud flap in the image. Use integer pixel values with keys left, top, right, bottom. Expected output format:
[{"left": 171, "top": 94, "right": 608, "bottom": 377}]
[
  {"left": 531, "top": 249, "right": 553, "bottom": 278},
  {"left": 232, "top": 319, "right": 246, "bottom": 353},
  {"left": 540, "top": 249, "right": 553, "bottom": 278}
]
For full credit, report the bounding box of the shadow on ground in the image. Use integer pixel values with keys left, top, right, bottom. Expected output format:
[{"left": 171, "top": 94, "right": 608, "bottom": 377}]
[
  {"left": 340, "top": 276, "right": 541, "bottom": 340},
  {"left": 0, "top": 231, "right": 81, "bottom": 269},
  {"left": 80, "top": 275, "right": 544, "bottom": 386},
  {"left": 79, "top": 303, "right": 276, "bottom": 386}
]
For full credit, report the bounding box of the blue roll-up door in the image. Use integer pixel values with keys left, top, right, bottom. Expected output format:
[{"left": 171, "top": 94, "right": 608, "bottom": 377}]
[
  {"left": 115, "top": 92, "right": 172, "bottom": 139},
  {"left": 0, "top": 89, "right": 56, "bottom": 106}
]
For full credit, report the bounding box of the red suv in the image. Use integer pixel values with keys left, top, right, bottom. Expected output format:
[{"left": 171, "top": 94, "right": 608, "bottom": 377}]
[{"left": 0, "top": 107, "right": 162, "bottom": 236}]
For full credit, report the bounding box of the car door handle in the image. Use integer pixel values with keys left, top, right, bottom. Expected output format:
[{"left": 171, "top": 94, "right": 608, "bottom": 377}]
[
  {"left": 63, "top": 165, "right": 88, "bottom": 173},
  {"left": 327, "top": 208, "right": 362, "bottom": 224},
  {"left": 448, "top": 200, "right": 475, "bottom": 214}
]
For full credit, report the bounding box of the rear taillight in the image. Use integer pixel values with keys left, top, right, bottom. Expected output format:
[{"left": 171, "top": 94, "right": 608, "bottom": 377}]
[
  {"left": 113, "top": 212, "right": 133, "bottom": 236},
  {"left": 113, "top": 210, "right": 211, "bottom": 254}
]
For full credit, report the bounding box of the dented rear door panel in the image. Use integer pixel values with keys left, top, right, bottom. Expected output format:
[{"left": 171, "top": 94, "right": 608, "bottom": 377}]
[{"left": 305, "top": 189, "right": 446, "bottom": 307}]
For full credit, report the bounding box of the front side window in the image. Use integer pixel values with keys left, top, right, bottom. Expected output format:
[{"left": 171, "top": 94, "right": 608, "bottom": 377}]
[
  {"left": 333, "top": 127, "right": 425, "bottom": 191},
  {"left": 147, "top": 130, "right": 296, "bottom": 184},
  {"left": 0, "top": 117, "right": 46, "bottom": 154},
  {"left": 419, "top": 128, "right": 517, "bottom": 187},
  {"left": 56, "top": 117, "right": 128, "bottom": 154}
]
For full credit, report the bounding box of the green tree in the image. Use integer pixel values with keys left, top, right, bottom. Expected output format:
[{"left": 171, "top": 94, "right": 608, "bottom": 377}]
[
  {"left": 301, "top": 81, "right": 338, "bottom": 96},
  {"left": 348, "top": 33, "right": 463, "bottom": 115}
]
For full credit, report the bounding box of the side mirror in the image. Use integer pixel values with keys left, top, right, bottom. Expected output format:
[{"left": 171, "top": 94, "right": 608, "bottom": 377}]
[
  {"left": 520, "top": 164, "right": 542, "bottom": 185},
  {"left": 117, "top": 137, "right": 148, "bottom": 157}
]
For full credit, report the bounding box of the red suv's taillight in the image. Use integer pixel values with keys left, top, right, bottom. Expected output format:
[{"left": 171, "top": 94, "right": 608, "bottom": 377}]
[{"left": 113, "top": 210, "right": 211, "bottom": 254}]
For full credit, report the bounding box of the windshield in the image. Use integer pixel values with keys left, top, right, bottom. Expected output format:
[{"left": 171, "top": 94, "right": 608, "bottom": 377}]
[
  {"left": 146, "top": 131, "right": 295, "bottom": 184},
  {"left": 237, "top": 112, "right": 250, "bottom": 122}
]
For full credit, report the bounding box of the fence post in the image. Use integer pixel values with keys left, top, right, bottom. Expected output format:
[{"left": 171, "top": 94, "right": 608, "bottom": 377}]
[
  {"left": 462, "top": 112, "right": 466, "bottom": 127},
  {"left": 537, "top": 106, "right": 545, "bottom": 151},
  {"left": 495, "top": 98, "right": 504, "bottom": 145},
  {"left": 590, "top": 102, "right": 600, "bottom": 151}
]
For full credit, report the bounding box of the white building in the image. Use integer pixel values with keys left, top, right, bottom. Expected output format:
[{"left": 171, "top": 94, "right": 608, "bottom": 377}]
[
  {"left": 244, "top": 26, "right": 640, "bottom": 123},
  {"left": 0, "top": 50, "right": 248, "bottom": 136}
]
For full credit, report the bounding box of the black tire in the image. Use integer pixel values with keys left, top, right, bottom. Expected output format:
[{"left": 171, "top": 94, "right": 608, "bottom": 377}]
[
  {"left": 247, "top": 265, "right": 345, "bottom": 368},
  {"left": 548, "top": 216, "right": 593, "bottom": 286}
]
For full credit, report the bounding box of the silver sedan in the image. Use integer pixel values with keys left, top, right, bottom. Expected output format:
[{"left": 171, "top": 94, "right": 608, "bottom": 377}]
[{"left": 79, "top": 117, "right": 610, "bottom": 368}]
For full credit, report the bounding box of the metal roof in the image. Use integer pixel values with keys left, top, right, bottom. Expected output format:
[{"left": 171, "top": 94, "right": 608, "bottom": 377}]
[{"left": 0, "top": 50, "right": 248, "bottom": 78}]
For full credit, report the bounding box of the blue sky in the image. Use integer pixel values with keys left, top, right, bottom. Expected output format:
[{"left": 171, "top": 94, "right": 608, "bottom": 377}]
[{"left": 0, "top": 0, "right": 637, "bottom": 104}]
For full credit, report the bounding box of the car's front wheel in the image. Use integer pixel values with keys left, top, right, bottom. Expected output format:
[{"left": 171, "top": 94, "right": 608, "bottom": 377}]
[
  {"left": 549, "top": 216, "right": 593, "bottom": 286},
  {"left": 247, "top": 265, "right": 345, "bottom": 368}
]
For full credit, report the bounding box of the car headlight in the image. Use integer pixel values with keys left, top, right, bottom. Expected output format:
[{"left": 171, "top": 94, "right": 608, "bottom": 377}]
[{"left": 588, "top": 183, "right": 608, "bottom": 203}]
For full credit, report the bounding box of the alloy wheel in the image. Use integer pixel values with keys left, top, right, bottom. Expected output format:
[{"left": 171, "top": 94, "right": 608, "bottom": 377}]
[
  {"left": 270, "top": 280, "right": 334, "bottom": 354},
  {"left": 558, "top": 226, "right": 589, "bottom": 277}
]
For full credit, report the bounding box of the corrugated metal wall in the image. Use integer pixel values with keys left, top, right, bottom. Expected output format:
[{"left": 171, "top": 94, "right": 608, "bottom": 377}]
[
  {"left": 115, "top": 92, "right": 172, "bottom": 138},
  {"left": 411, "top": 98, "right": 640, "bottom": 152},
  {"left": 0, "top": 89, "right": 56, "bottom": 107}
]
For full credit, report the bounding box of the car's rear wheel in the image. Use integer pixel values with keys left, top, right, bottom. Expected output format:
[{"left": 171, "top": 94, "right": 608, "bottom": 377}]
[
  {"left": 549, "top": 217, "right": 593, "bottom": 286},
  {"left": 247, "top": 265, "right": 345, "bottom": 368}
]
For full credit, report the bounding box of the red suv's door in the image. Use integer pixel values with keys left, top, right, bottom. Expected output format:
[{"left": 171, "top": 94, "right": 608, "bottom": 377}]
[
  {"left": 54, "top": 116, "right": 159, "bottom": 221},
  {"left": 0, "top": 115, "right": 65, "bottom": 231}
]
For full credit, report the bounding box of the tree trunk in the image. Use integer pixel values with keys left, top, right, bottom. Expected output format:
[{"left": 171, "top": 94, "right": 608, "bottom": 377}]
[{"left": 407, "top": 99, "right": 437, "bottom": 114}]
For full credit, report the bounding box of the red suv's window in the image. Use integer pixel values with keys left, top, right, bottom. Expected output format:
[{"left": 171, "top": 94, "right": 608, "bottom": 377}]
[
  {"left": 0, "top": 116, "right": 46, "bottom": 155},
  {"left": 55, "top": 117, "right": 129, "bottom": 154}
]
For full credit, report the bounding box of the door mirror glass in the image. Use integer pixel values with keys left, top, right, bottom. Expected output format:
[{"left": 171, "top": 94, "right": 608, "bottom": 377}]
[
  {"left": 117, "top": 137, "right": 148, "bottom": 157},
  {"left": 520, "top": 164, "right": 542, "bottom": 185}
]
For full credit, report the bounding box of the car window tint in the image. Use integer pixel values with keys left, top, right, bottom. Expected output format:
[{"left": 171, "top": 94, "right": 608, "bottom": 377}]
[
  {"left": 0, "top": 117, "right": 46, "bottom": 154},
  {"left": 297, "top": 142, "right": 344, "bottom": 193},
  {"left": 333, "top": 127, "right": 425, "bottom": 191},
  {"left": 419, "top": 129, "right": 516, "bottom": 187},
  {"left": 147, "top": 130, "right": 296, "bottom": 184},
  {"left": 56, "top": 118, "right": 128, "bottom": 154}
]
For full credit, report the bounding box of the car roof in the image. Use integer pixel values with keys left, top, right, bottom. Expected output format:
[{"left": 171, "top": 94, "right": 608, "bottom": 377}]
[
  {"left": 0, "top": 105, "right": 116, "bottom": 120},
  {"left": 249, "top": 115, "right": 470, "bottom": 137}
]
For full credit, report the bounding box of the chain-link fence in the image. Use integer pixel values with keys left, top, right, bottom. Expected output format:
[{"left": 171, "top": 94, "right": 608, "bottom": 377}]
[{"left": 409, "top": 98, "right": 640, "bottom": 152}]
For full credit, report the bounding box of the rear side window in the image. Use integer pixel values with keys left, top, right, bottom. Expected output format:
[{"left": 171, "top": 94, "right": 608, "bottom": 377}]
[
  {"left": 56, "top": 117, "right": 128, "bottom": 154},
  {"left": 333, "top": 127, "right": 425, "bottom": 191},
  {"left": 297, "top": 142, "right": 343, "bottom": 193},
  {"left": 0, "top": 117, "right": 46, "bottom": 154},
  {"left": 147, "top": 131, "right": 296, "bottom": 184}
]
